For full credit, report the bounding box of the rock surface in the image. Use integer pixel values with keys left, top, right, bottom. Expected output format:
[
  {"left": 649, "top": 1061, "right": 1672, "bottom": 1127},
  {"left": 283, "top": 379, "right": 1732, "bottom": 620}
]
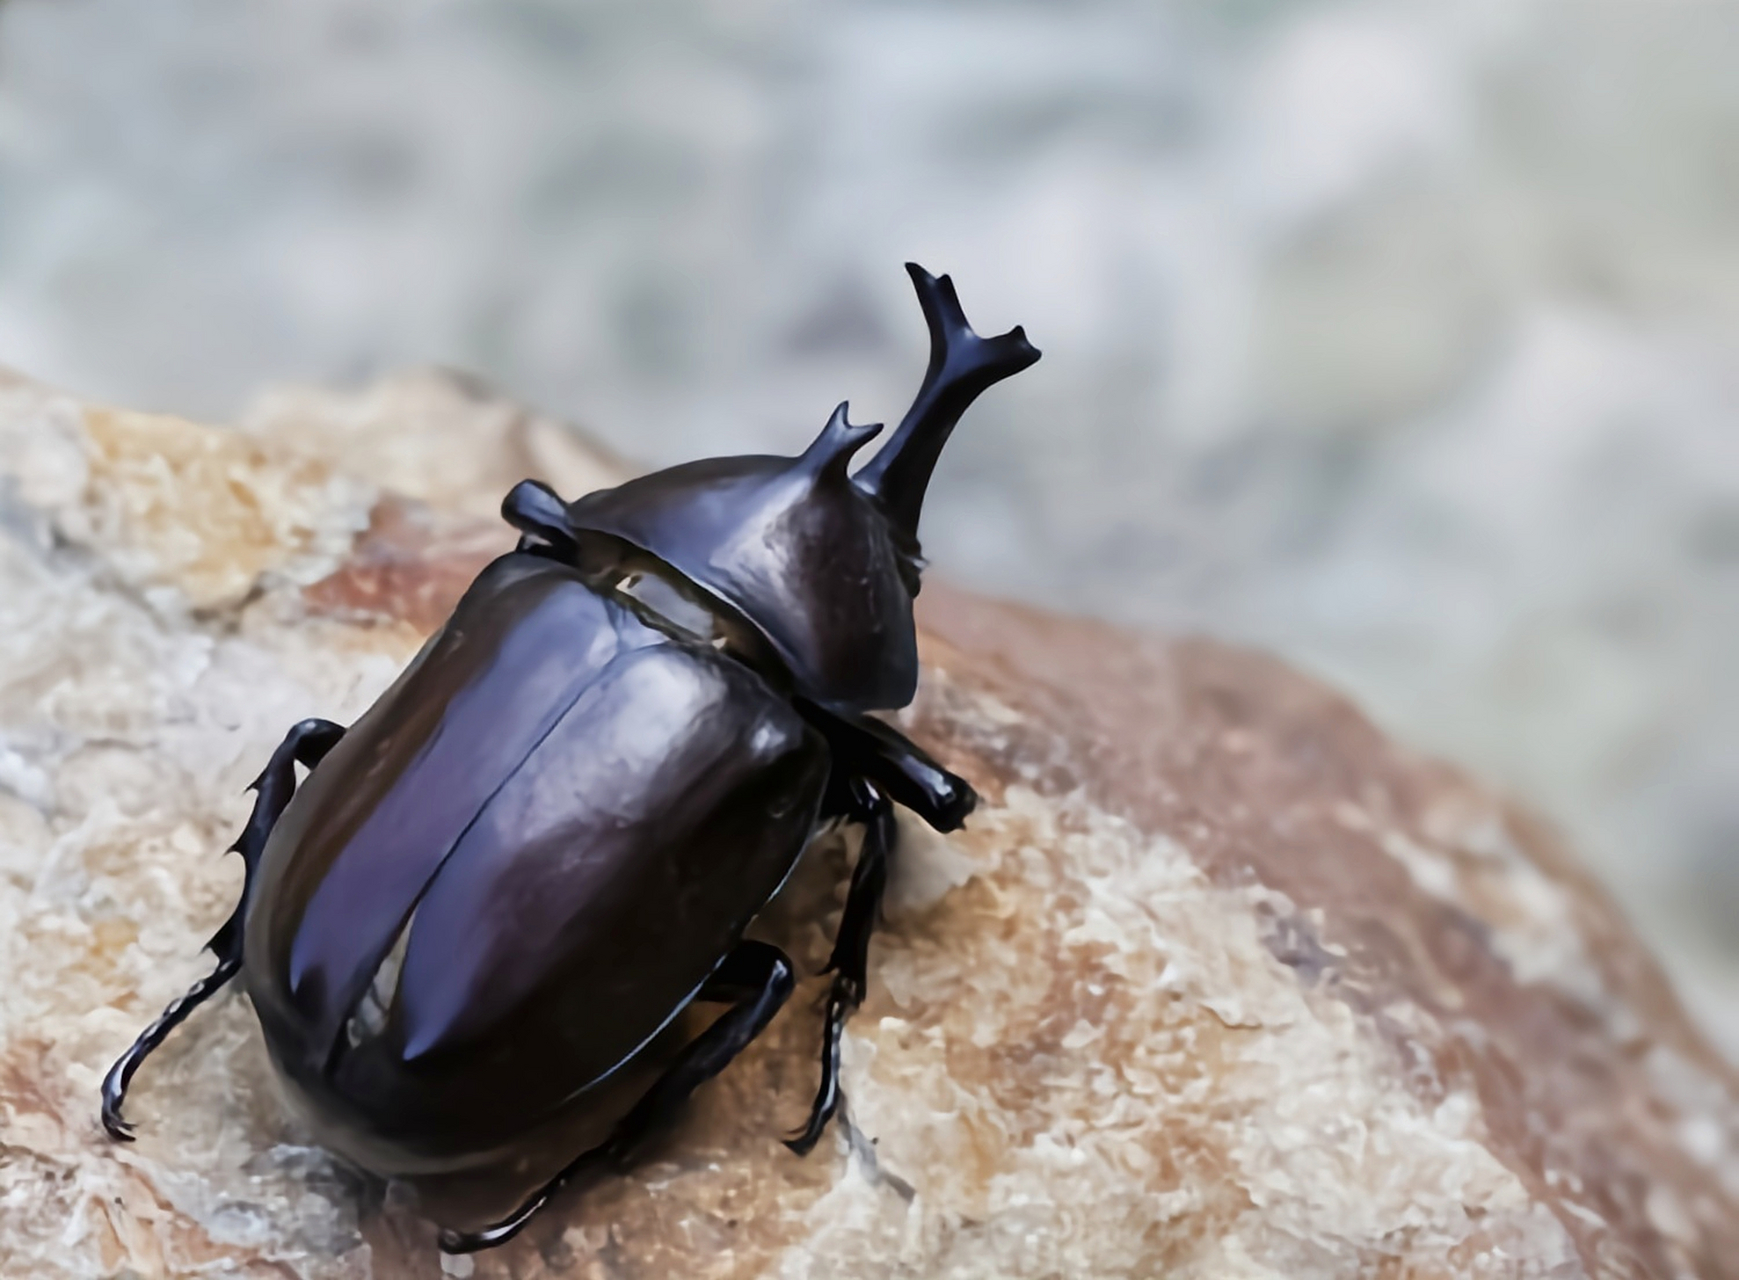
[{"left": 1, "top": 368, "right": 1736, "bottom": 1278}]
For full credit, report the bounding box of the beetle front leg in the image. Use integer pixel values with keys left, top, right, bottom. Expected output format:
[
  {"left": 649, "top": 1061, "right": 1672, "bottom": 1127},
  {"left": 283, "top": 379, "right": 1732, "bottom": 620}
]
[
  {"left": 798, "top": 700, "right": 976, "bottom": 833},
  {"left": 782, "top": 707, "right": 978, "bottom": 1155},
  {"left": 786, "top": 777, "right": 895, "bottom": 1157},
  {"left": 439, "top": 940, "right": 796, "bottom": 1254},
  {"left": 501, "top": 479, "right": 578, "bottom": 556},
  {"left": 101, "top": 717, "right": 345, "bottom": 1140}
]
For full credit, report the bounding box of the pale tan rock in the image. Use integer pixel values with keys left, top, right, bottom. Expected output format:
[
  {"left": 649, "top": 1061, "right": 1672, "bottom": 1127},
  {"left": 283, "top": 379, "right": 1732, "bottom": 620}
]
[
  {"left": 1, "top": 371, "right": 1735, "bottom": 1278},
  {"left": 238, "top": 367, "right": 630, "bottom": 522}
]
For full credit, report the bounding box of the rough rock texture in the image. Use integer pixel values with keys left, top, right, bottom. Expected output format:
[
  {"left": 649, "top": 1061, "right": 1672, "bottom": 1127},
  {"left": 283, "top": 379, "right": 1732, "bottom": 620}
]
[{"left": 1, "top": 368, "right": 1736, "bottom": 1278}]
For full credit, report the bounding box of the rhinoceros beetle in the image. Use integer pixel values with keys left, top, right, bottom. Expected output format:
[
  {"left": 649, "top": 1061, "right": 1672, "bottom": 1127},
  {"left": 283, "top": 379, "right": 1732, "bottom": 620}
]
[{"left": 100, "top": 263, "right": 1038, "bottom": 1252}]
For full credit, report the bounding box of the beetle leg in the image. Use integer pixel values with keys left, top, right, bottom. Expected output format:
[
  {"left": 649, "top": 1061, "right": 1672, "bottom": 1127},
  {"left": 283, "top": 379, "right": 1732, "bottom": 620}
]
[
  {"left": 501, "top": 479, "right": 577, "bottom": 556},
  {"left": 100, "top": 717, "right": 345, "bottom": 1141},
  {"left": 786, "top": 777, "right": 895, "bottom": 1157},
  {"left": 784, "top": 708, "right": 974, "bottom": 1155},
  {"left": 798, "top": 700, "right": 976, "bottom": 833},
  {"left": 438, "top": 940, "right": 796, "bottom": 1254}
]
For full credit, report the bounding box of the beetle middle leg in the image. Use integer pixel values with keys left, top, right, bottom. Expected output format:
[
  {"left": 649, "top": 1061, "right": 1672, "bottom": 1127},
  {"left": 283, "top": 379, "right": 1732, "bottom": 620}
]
[
  {"left": 438, "top": 939, "right": 796, "bottom": 1254},
  {"left": 101, "top": 717, "right": 345, "bottom": 1140}
]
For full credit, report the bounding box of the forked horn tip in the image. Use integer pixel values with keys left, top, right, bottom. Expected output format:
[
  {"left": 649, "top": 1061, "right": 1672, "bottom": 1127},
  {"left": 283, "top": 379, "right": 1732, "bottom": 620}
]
[{"left": 1003, "top": 324, "right": 1041, "bottom": 364}]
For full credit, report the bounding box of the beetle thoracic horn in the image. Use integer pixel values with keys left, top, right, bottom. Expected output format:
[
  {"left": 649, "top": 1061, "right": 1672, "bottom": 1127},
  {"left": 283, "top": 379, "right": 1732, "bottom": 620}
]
[
  {"left": 853, "top": 262, "right": 1041, "bottom": 539},
  {"left": 800, "top": 401, "right": 884, "bottom": 478}
]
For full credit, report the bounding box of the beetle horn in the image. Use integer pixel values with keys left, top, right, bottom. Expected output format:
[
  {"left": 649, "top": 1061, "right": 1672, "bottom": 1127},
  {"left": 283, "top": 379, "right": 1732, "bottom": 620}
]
[
  {"left": 853, "top": 263, "right": 1040, "bottom": 538},
  {"left": 800, "top": 401, "right": 884, "bottom": 478}
]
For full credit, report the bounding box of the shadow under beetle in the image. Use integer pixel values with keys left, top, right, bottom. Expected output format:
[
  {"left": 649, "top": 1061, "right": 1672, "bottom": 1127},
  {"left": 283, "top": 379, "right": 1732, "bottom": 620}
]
[{"left": 100, "top": 263, "right": 1039, "bottom": 1252}]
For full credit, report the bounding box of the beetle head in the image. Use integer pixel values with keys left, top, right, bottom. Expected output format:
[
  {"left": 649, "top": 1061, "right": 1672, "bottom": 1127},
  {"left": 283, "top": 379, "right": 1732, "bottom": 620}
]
[{"left": 552, "top": 263, "right": 1039, "bottom": 712}]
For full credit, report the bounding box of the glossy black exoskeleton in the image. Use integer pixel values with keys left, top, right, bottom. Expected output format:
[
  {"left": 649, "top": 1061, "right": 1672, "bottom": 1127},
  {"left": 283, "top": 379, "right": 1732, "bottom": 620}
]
[{"left": 100, "top": 264, "right": 1039, "bottom": 1252}]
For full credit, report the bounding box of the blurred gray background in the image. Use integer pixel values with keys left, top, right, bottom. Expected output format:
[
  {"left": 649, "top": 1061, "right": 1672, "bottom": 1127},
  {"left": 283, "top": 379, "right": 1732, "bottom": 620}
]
[{"left": 1, "top": 0, "right": 1735, "bottom": 1055}]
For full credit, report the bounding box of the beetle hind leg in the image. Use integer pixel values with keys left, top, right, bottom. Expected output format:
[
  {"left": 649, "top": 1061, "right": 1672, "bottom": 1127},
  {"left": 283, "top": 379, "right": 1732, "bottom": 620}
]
[
  {"left": 786, "top": 777, "right": 895, "bottom": 1157},
  {"left": 100, "top": 717, "right": 344, "bottom": 1140},
  {"left": 438, "top": 940, "right": 796, "bottom": 1254}
]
